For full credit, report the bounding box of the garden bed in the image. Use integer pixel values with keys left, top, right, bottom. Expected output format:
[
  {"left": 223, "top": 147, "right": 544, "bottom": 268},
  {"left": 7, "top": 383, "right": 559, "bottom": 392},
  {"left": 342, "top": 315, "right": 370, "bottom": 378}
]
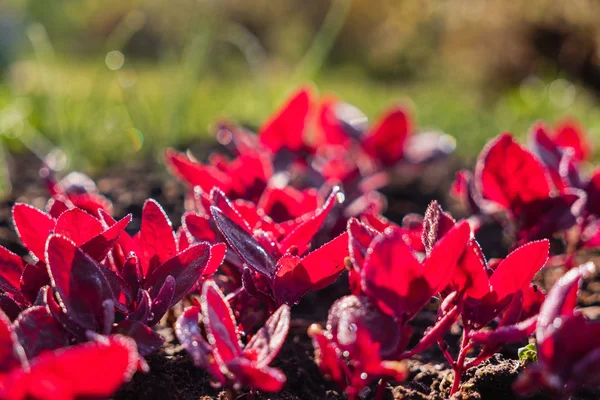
[{"left": 2, "top": 152, "right": 598, "bottom": 400}]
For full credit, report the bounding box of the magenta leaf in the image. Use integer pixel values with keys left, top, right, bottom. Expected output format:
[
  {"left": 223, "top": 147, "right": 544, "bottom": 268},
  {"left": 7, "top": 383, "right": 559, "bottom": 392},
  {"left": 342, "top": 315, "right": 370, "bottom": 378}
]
[
  {"left": 54, "top": 208, "right": 104, "bottom": 246},
  {"left": 211, "top": 206, "right": 277, "bottom": 278},
  {"left": 0, "top": 310, "right": 25, "bottom": 373},
  {"left": 81, "top": 214, "right": 132, "bottom": 262},
  {"left": 174, "top": 306, "right": 225, "bottom": 381},
  {"left": 144, "top": 242, "right": 212, "bottom": 304},
  {"left": 13, "top": 306, "right": 68, "bottom": 359},
  {"left": 45, "top": 235, "right": 116, "bottom": 331},
  {"left": 148, "top": 275, "right": 176, "bottom": 326},
  {"left": 225, "top": 358, "right": 287, "bottom": 392},
  {"left": 137, "top": 199, "right": 177, "bottom": 276},
  {"left": 12, "top": 203, "right": 55, "bottom": 262},
  {"left": 201, "top": 280, "right": 242, "bottom": 363},
  {"left": 244, "top": 304, "right": 291, "bottom": 367},
  {"left": 279, "top": 185, "right": 341, "bottom": 255}
]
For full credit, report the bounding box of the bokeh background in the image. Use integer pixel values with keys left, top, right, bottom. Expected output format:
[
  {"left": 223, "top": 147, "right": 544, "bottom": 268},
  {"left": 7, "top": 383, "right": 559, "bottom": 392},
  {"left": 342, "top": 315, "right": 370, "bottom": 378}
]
[{"left": 3, "top": 0, "right": 600, "bottom": 191}]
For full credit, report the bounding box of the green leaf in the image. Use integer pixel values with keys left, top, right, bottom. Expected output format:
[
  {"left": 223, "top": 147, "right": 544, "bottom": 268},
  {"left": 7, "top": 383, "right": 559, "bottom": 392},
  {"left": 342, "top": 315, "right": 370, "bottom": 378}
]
[{"left": 518, "top": 343, "right": 537, "bottom": 364}]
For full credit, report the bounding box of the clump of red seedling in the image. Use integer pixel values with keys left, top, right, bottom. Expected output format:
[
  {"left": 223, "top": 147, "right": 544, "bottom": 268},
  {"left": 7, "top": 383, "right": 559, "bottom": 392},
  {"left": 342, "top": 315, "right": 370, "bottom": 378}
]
[
  {"left": 453, "top": 132, "right": 583, "bottom": 247},
  {"left": 208, "top": 186, "right": 349, "bottom": 312},
  {"left": 422, "top": 201, "right": 549, "bottom": 394},
  {"left": 2, "top": 197, "right": 225, "bottom": 357},
  {"left": 452, "top": 121, "right": 600, "bottom": 269},
  {"left": 514, "top": 262, "right": 600, "bottom": 399},
  {"left": 175, "top": 280, "right": 290, "bottom": 393},
  {"left": 309, "top": 215, "right": 471, "bottom": 399},
  {"left": 166, "top": 87, "right": 456, "bottom": 231},
  {"left": 165, "top": 148, "right": 272, "bottom": 205},
  {"left": 0, "top": 309, "right": 139, "bottom": 400}
]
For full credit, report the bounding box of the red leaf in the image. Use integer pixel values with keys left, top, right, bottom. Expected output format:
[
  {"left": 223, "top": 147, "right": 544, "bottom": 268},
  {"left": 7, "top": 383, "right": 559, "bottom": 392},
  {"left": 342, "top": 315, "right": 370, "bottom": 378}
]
[
  {"left": 19, "top": 262, "right": 49, "bottom": 304},
  {"left": 455, "top": 240, "right": 491, "bottom": 299},
  {"left": 81, "top": 214, "right": 131, "bottom": 262},
  {"left": 164, "top": 149, "right": 232, "bottom": 191},
  {"left": 362, "top": 107, "right": 411, "bottom": 166},
  {"left": 554, "top": 119, "right": 590, "bottom": 162},
  {"left": 258, "top": 87, "right": 313, "bottom": 153},
  {"left": 537, "top": 262, "right": 594, "bottom": 340},
  {"left": 309, "top": 330, "right": 344, "bottom": 387},
  {"left": 279, "top": 186, "right": 342, "bottom": 255},
  {"left": 43, "top": 287, "right": 86, "bottom": 341},
  {"left": 137, "top": 199, "right": 177, "bottom": 276},
  {"left": 0, "top": 310, "right": 25, "bottom": 374},
  {"left": 12, "top": 204, "right": 55, "bottom": 261},
  {"left": 46, "top": 235, "right": 116, "bottom": 331},
  {"left": 54, "top": 208, "right": 103, "bottom": 246},
  {"left": 362, "top": 228, "right": 424, "bottom": 319},
  {"left": 210, "top": 188, "right": 253, "bottom": 233},
  {"left": 211, "top": 206, "right": 277, "bottom": 278},
  {"left": 0, "top": 295, "right": 23, "bottom": 321},
  {"left": 423, "top": 221, "right": 471, "bottom": 299},
  {"left": 489, "top": 240, "right": 549, "bottom": 302},
  {"left": 1, "top": 335, "right": 138, "bottom": 400},
  {"left": 273, "top": 232, "right": 348, "bottom": 306},
  {"left": 182, "top": 213, "right": 218, "bottom": 243},
  {"left": 421, "top": 200, "right": 456, "bottom": 255},
  {"left": 475, "top": 133, "right": 551, "bottom": 217},
  {"left": 148, "top": 275, "right": 175, "bottom": 326},
  {"left": 327, "top": 295, "right": 403, "bottom": 359},
  {"left": 0, "top": 247, "right": 25, "bottom": 296},
  {"left": 317, "top": 98, "right": 352, "bottom": 146},
  {"left": 226, "top": 358, "right": 287, "bottom": 392},
  {"left": 204, "top": 242, "right": 226, "bottom": 278},
  {"left": 244, "top": 305, "right": 290, "bottom": 367},
  {"left": 257, "top": 187, "right": 319, "bottom": 223},
  {"left": 174, "top": 306, "right": 226, "bottom": 382},
  {"left": 46, "top": 198, "right": 70, "bottom": 219},
  {"left": 362, "top": 222, "right": 469, "bottom": 320},
  {"left": 13, "top": 306, "right": 68, "bottom": 360},
  {"left": 201, "top": 280, "right": 242, "bottom": 363},
  {"left": 145, "top": 242, "right": 211, "bottom": 305}
]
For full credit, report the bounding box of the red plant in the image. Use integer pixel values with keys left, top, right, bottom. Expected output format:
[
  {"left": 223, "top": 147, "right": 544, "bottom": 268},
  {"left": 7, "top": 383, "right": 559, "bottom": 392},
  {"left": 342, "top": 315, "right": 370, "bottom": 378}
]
[
  {"left": 4, "top": 198, "right": 225, "bottom": 356},
  {"left": 309, "top": 216, "right": 471, "bottom": 398},
  {"left": 209, "top": 186, "right": 349, "bottom": 309},
  {"left": 175, "top": 280, "right": 290, "bottom": 392},
  {"left": 421, "top": 202, "right": 549, "bottom": 394},
  {"left": 514, "top": 262, "right": 600, "bottom": 399},
  {"left": 454, "top": 132, "right": 586, "bottom": 248},
  {"left": 165, "top": 149, "right": 272, "bottom": 204},
  {"left": 0, "top": 309, "right": 139, "bottom": 400}
]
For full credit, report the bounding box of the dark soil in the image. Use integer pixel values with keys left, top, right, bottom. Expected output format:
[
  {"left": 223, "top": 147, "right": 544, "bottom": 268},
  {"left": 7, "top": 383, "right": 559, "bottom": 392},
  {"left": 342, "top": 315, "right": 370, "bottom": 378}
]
[{"left": 3, "top": 153, "right": 600, "bottom": 400}]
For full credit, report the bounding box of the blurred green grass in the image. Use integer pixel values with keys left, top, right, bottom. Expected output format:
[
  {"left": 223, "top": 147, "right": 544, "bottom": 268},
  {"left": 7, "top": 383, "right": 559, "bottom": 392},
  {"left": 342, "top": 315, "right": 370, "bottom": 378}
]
[
  {"left": 3, "top": 57, "right": 600, "bottom": 173},
  {"left": 3, "top": 0, "right": 600, "bottom": 183}
]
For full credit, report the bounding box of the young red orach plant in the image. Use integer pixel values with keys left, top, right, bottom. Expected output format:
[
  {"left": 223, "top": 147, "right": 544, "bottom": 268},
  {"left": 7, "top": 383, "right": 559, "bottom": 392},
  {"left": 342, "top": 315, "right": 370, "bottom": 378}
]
[
  {"left": 514, "top": 262, "right": 600, "bottom": 399},
  {"left": 452, "top": 122, "right": 600, "bottom": 270},
  {"left": 309, "top": 216, "right": 471, "bottom": 399},
  {"left": 422, "top": 201, "right": 549, "bottom": 394},
  {"left": 209, "top": 186, "right": 349, "bottom": 311},
  {"left": 166, "top": 87, "right": 456, "bottom": 231},
  {"left": 3, "top": 197, "right": 225, "bottom": 357},
  {"left": 175, "top": 280, "right": 290, "bottom": 393}
]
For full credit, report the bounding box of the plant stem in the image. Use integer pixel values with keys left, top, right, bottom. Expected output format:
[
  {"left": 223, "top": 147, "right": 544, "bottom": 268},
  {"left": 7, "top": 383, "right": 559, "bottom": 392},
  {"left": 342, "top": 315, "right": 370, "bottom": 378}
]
[
  {"left": 450, "top": 328, "right": 472, "bottom": 395},
  {"left": 437, "top": 340, "right": 455, "bottom": 367},
  {"left": 375, "top": 379, "right": 387, "bottom": 400}
]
